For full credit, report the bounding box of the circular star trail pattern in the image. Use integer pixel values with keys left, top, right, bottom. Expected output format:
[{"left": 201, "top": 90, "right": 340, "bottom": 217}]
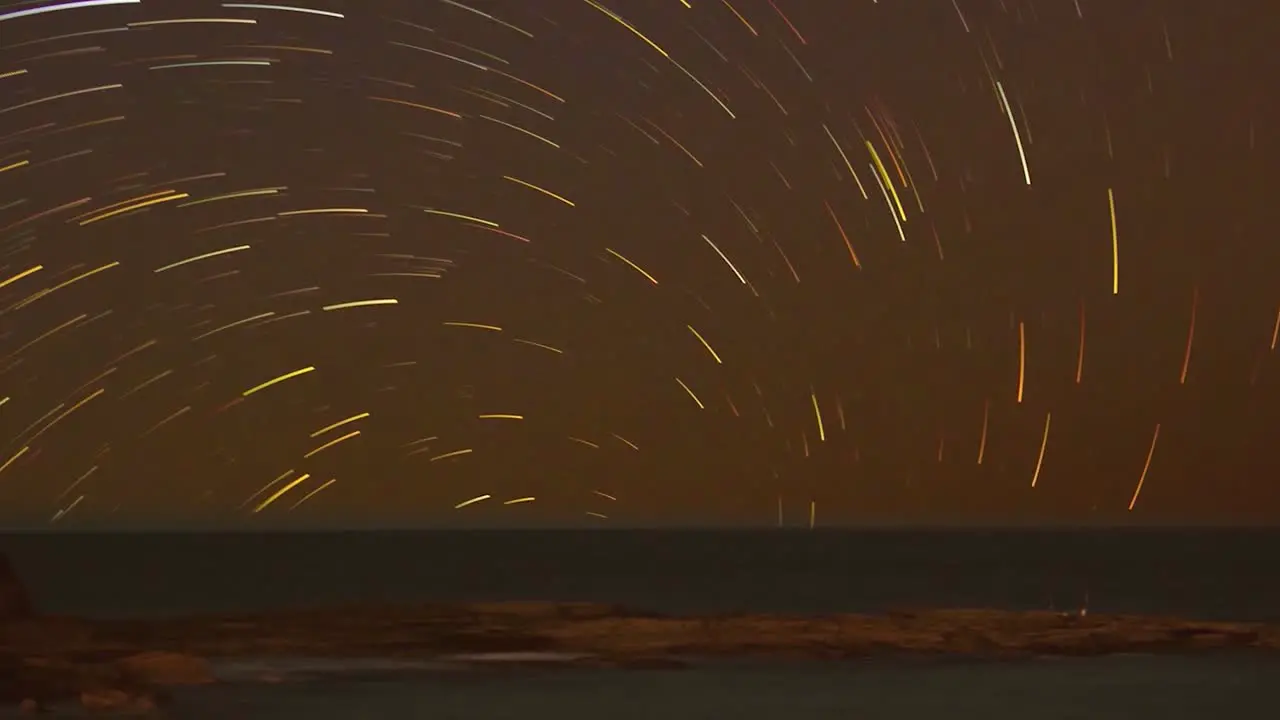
[{"left": 0, "top": 0, "right": 1277, "bottom": 527}]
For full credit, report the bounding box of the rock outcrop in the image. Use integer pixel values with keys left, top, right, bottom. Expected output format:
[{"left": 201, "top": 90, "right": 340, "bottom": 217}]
[
  {"left": 0, "top": 651, "right": 210, "bottom": 712},
  {"left": 0, "top": 557, "right": 208, "bottom": 711},
  {"left": 0, "top": 553, "right": 33, "bottom": 622},
  {"left": 2, "top": 655, "right": 158, "bottom": 712},
  {"left": 116, "top": 651, "right": 214, "bottom": 687}
]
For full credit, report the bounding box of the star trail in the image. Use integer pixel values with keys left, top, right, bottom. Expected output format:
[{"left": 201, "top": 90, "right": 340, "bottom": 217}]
[{"left": 0, "top": 0, "right": 1277, "bottom": 527}]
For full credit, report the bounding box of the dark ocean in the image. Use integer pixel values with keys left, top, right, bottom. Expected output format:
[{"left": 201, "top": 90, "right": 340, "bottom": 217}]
[{"left": 4, "top": 528, "right": 1278, "bottom": 718}]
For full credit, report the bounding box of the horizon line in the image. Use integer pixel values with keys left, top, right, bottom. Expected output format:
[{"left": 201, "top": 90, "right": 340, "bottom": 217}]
[{"left": 2, "top": 522, "right": 1277, "bottom": 535}]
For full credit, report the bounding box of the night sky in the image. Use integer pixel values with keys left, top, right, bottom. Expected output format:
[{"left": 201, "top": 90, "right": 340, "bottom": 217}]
[{"left": 0, "top": 0, "right": 1277, "bottom": 528}]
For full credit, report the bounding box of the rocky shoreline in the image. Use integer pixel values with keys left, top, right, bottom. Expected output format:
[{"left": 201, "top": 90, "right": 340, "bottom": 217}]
[{"left": 3, "top": 553, "right": 1279, "bottom": 712}]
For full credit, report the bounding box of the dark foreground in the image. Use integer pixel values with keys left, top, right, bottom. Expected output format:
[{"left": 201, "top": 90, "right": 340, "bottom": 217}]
[
  {"left": 4, "top": 533, "right": 1280, "bottom": 714},
  {"left": 5, "top": 599, "right": 1280, "bottom": 712}
]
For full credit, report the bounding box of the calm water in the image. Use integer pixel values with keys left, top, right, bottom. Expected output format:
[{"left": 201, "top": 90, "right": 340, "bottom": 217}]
[
  {"left": 4, "top": 528, "right": 1278, "bottom": 619},
  {"left": 2, "top": 656, "right": 1275, "bottom": 719},
  {"left": 3, "top": 529, "right": 1278, "bottom": 717}
]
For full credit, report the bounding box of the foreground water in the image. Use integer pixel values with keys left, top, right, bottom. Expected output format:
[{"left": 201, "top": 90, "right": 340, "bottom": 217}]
[
  {"left": 2, "top": 655, "right": 1271, "bottom": 719},
  {"left": 3, "top": 529, "right": 1278, "bottom": 717}
]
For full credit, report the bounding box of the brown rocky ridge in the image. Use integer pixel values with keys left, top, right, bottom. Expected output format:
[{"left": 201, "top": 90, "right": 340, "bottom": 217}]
[{"left": 3, "top": 552, "right": 1279, "bottom": 711}]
